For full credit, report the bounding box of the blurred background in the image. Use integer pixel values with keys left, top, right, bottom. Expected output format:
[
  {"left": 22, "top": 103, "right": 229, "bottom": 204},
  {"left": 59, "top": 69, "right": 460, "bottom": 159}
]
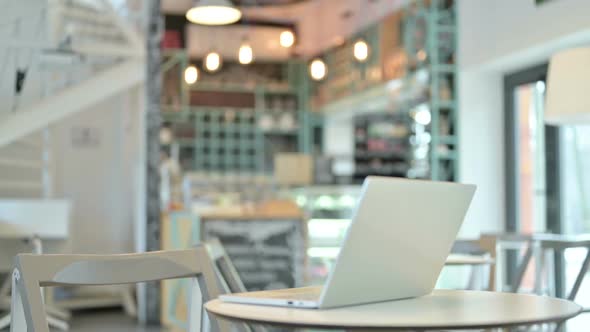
[{"left": 1, "top": 0, "right": 590, "bottom": 331}]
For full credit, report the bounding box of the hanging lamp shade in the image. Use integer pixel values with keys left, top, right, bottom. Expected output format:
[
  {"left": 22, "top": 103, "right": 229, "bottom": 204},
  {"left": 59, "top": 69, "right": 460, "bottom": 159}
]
[
  {"left": 186, "top": 0, "right": 242, "bottom": 26},
  {"left": 545, "top": 47, "right": 590, "bottom": 124}
]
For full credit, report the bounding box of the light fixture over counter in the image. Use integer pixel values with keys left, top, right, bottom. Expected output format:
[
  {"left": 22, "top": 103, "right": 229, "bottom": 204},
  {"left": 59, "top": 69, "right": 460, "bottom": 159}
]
[
  {"left": 238, "top": 43, "right": 253, "bottom": 65},
  {"left": 353, "top": 39, "right": 369, "bottom": 62},
  {"left": 280, "top": 30, "right": 295, "bottom": 48},
  {"left": 204, "top": 52, "right": 222, "bottom": 72},
  {"left": 309, "top": 58, "right": 327, "bottom": 81},
  {"left": 184, "top": 65, "right": 199, "bottom": 84},
  {"left": 186, "top": 0, "right": 242, "bottom": 26}
]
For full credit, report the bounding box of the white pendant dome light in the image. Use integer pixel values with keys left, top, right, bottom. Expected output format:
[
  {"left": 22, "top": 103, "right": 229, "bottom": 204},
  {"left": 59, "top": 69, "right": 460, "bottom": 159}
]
[{"left": 186, "top": 0, "right": 242, "bottom": 26}]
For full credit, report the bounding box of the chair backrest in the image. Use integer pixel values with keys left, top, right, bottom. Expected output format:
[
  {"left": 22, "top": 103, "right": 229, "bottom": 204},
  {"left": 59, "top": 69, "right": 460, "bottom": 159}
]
[
  {"left": 10, "top": 248, "right": 224, "bottom": 332},
  {"left": 204, "top": 238, "right": 247, "bottom": 294}
]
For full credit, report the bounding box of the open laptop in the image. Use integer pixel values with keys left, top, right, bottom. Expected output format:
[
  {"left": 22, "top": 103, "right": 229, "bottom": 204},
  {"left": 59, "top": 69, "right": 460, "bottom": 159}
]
[{"left": 220, "top": 176, "right": 476, "bottom": 309}]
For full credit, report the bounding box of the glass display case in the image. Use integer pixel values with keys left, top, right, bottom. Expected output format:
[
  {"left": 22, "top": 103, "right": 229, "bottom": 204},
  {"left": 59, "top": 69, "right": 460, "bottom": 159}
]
[{"left": 288, "top": 185, "right": 361, "bottom": 285}]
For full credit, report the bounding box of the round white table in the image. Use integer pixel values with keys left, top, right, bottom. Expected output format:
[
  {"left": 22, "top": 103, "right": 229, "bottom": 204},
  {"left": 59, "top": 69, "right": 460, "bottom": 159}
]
[
  {"left": 446, "top": 253, "right": 494, "bottom": 266},
  {"left": 205, "top": 290, "right": 581, "bottom": 330}
]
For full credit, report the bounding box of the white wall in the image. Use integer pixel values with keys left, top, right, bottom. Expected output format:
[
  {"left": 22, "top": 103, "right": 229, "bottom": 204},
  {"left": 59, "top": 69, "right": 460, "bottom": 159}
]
[
  {"left": 457, "top": 0, "right": 590, "bottom": 237},
  {"left": 323, "top": 118, "right": 354, "bottom": 157},
  {"left": 50, "top": 87, "right": 142, "bottom": 254},
  {"left": 162, "top": 0, "right": 405, "bottom": 58}
]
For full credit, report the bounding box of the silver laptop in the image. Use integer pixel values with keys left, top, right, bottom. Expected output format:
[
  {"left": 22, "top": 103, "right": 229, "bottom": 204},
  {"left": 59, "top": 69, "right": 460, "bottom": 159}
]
[{"left": 220, "top": 176, "right": 476, "bottom": 309}]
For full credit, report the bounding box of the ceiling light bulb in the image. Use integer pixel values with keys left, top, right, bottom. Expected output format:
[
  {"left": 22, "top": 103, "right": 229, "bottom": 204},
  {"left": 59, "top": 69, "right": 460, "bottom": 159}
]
[
  {"left": 280, "top": 30, "right": 295, "bottom": 48},
  {"left": 186, "top": 0, "right": 242, "bottom": 26},
  {"left": 353, "top": 39, "right": 369, "bottom": 62},
  {"left": 204, "top": 52, "right": 221, "bottom": 72},
  {"left": 309, "top": 58, "right": 327, "bottom": 81},
  {"left": 184, "top": 65, "right": 198, "bottom": 84},
  {"left": 238, "top": 44, "right": 253, "bottom": 65},
  {"left": 413, "top": 106, "right": 432, "bottom": 125},
  {"left": 159, "top": 127, "right": 174, "bottom": 145}
]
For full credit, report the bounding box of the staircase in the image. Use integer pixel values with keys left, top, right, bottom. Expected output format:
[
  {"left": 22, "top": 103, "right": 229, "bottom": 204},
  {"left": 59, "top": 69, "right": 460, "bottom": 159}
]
[
  {"left": 0, "top": 0, "right": 145, "bottom": 145},
  {"left": 0, "top": 134, "right": 47, "bottom": 198},
  {"left": 0, "top": 0, "right": 146, "bottom": 198}
]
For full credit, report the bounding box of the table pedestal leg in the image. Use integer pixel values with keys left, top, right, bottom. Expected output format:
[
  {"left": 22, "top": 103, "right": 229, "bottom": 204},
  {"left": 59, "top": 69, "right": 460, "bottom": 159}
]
[
  {"left": 534, "top": 241, "right": 545, "bottom": 295},
  {"left": 568, "top": 248, "right": 590, "bottom": 301},
  {"left": 511, "top": 245, "right": 533, "bottom": 293}
]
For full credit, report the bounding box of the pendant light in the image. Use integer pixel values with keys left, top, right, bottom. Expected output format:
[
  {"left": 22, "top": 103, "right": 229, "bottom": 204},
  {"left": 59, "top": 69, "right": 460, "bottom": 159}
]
[
  {"left": 204, "top": 51, "right": 222, "bottom": 72},
  {"left": 308, "top": 1, "right": 326, "bottom": 81},
  {"left": 309, "top": 58, "right": 327, "bottom": 81},
  {"left": 238, "top": 43, "right": 253, "bottom": 65},
  {"left": 186, "top": 0, "right": 242, "bottom": 26},
  {"left": 184, "top": 65, "right": 198, "bottom": 84},
  {"left": 353, "top": 39, "right": 369, "bottom": 62},
  {"left": 545, "top": 47, "right": 590, "bottom": 124},
  {"left": 280, "top": 30, "right": 295, "bottom": 48}
]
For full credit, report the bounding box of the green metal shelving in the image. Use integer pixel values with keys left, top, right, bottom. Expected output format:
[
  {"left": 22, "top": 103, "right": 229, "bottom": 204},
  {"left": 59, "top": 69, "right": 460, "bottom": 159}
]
[
  {"left": 160, "top": 52, "right": 312, "bottom": 174},
  {"left": 403, "top": 0, "right": 459, "bottom": 181}
]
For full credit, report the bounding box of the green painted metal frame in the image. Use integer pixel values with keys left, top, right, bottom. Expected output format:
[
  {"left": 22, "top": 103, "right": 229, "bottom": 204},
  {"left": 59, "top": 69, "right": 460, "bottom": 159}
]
[
  {"left": 403, "top": 0, "right": 459, "bottom": 181},
  {"left": 160, "top": 51, "right": 313, "bottom": 174}
]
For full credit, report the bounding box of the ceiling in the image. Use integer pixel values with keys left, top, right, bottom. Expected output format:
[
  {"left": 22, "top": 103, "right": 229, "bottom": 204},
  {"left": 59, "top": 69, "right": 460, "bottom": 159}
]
[
  {"left": 162, "top": 0, "right": 406, "bottom": 60},
  {"left": 187, "top": 25, "right": 292, "bottom": 60},
  {"left": 234, "top": 0, "right": 310, "bottom": 6}
]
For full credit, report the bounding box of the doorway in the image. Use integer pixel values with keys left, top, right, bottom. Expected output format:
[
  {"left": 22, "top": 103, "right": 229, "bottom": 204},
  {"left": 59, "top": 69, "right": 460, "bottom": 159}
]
[
  {"left": 505, "top": 63, "right": 590, "bottom": 307},
  {"left": 504, "top": 63, "right": 562, "bottom": 295}
]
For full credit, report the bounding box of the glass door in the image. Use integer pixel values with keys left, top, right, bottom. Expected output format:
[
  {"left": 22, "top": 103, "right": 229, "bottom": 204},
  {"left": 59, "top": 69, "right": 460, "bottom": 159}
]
[
  {"left": 514, "top": 80, "right": 548, "bottom": 235},
  {"left": 505, "top": 64, "right": 590, "bottom": 329},
  {"left": 561, "top": 125, "right": 590, "bottom": 311},
  {"left": 505, "top": 65, "right": 551, "bottom": 294}
]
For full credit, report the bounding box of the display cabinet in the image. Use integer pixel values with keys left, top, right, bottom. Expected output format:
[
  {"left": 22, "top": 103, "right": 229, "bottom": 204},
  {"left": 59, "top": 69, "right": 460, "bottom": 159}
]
[
  {"left": 160, "top": 52, "right": 312, "bottom": 174},
  {"left": 288, "top": 185, "right": 361, "bottom": 284}
]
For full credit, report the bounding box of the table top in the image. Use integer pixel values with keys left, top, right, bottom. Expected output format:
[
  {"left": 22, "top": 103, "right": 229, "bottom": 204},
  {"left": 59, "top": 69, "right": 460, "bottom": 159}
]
[
  {"left": 205, "top": 290, "right": 581, "bottom": 330},
  {"left": 491, "top": 232, "right": 590, "bottom": 248},
  {"left": 445, "top": 254, "right": 494, "bottom": 266},
  {"left": 534, "top": 233, "right": 590, "bottom": 248}
]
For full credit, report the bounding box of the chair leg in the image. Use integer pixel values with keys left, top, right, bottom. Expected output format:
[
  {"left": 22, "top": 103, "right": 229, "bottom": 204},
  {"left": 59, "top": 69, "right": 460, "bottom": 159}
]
[
  {"left": 10, "top": 270, "right": 26, "bottom": 332},
  {"left": 187, "top": 277, "right": 203, "bottom": 332},
  {"left": 0, "top": 275, "right": 11, "bottom": 299},
  {"left": 121, "top": 287, "right": 137, "bottom": 318},
  {"left": 466, "top": 265, "right": 479, "bottom": 290},
  {"left": 45, "top": 305, "right": 71, "bottom": 320},
  {"left": 47, "top": 315, "right": 69, "bottom": 331},
  {"left": 0, "top": 313, "right": 10, "bottom": 330}
]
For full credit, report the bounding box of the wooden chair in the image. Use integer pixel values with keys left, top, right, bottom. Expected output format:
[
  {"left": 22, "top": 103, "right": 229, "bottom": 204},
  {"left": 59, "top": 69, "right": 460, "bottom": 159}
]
[
  {"left": 204, "top": 238, "right": 247, "bottom": 294},
  {"left": 10, "top": 248, "right": 226, "bottom": 332}
]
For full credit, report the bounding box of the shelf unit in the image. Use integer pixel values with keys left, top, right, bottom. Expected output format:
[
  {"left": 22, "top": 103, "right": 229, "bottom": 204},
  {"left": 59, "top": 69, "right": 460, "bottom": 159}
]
[
  {"left": 353, "top": 112, "right": 428, "bottom": 182},
  {"left": 309, "top": 21, "right": 390, "bottom": 111},
  {"left": 160, "top": 51, "right": 313, "bottom": 174},
  {"left": 403, "top": 0, "right": 459, "bottom": 181}
]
